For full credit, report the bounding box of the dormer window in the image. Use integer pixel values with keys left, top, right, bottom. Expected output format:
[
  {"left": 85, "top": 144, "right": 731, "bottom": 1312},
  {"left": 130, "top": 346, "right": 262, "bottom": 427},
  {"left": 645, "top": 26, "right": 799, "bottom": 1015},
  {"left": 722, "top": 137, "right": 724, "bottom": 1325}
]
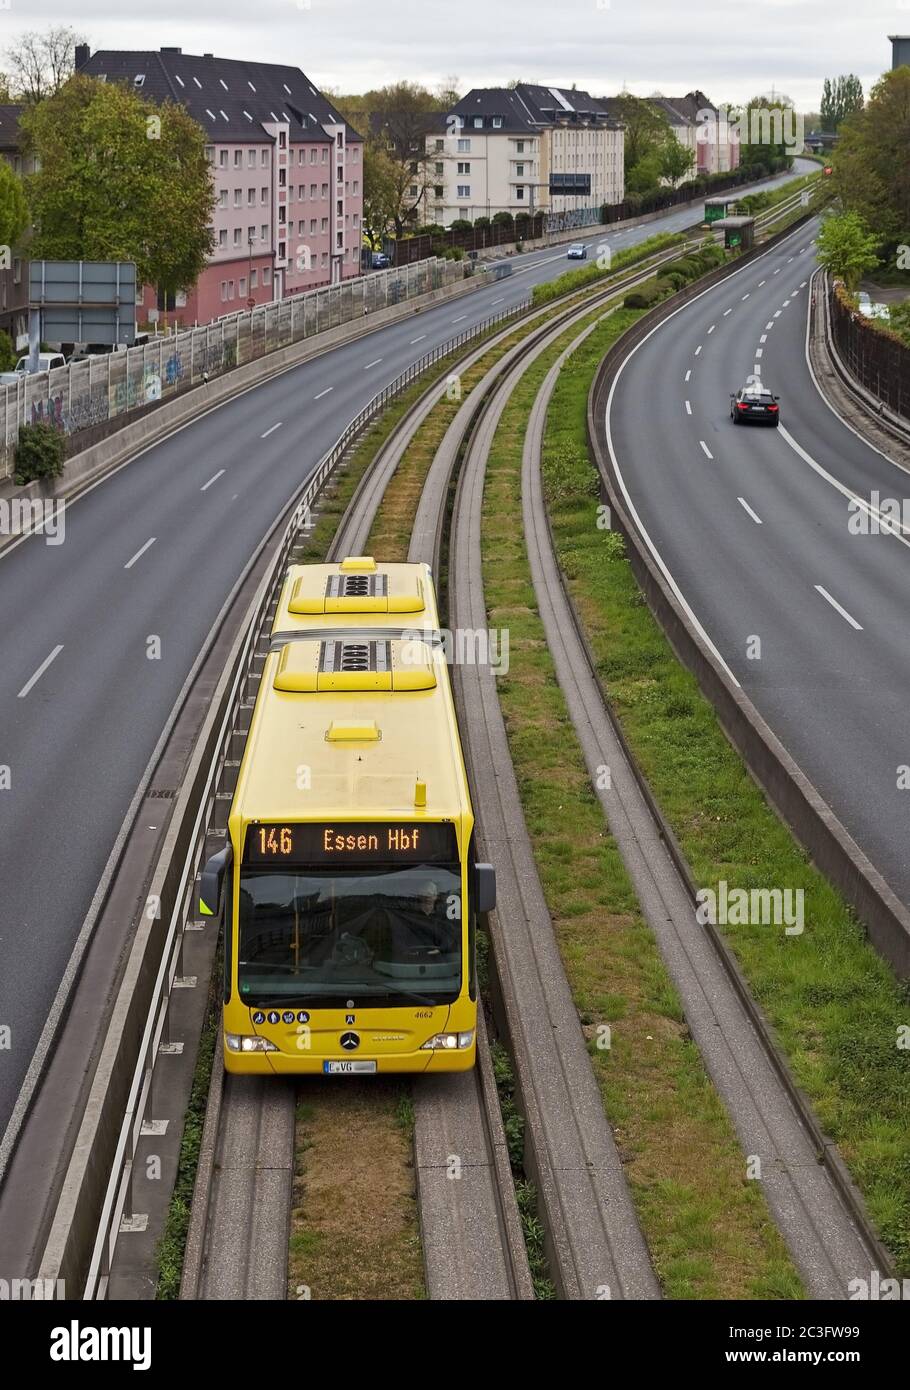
[
  {"left": 492, "top": 116, "right": 502, "bottom": 128},
  {"left": 133, "top": 74, "right": 145, "bottom": 88},
  {"left": 473, "top": 117, "right": 483, "bottom": 128}
]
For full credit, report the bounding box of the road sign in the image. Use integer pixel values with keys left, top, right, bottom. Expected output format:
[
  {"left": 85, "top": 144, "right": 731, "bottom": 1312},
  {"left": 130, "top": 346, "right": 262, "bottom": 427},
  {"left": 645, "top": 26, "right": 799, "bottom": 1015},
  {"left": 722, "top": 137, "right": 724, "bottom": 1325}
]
[{"left": 28, "top": 260, "right": 138, "bottom": 345}]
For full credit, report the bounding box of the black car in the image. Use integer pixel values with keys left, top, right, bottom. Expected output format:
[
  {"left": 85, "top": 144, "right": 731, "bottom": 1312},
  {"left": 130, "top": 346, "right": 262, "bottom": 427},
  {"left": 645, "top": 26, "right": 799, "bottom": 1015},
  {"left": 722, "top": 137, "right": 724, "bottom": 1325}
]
[
  {"left": 371, "top": 252, "right": 391, "bottom": 270},
  {"left": 730, "top": 385, "right": 780, "bottom": 426}
]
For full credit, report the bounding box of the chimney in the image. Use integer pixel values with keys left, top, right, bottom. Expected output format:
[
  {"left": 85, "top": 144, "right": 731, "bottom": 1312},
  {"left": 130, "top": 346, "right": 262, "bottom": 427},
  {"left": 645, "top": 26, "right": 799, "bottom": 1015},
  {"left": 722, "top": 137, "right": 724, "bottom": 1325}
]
[
  {"left": 74, "top": 43, "right": 90, "bottom": 70},
  {"left": 160, "top": 47, "right": 182, "bottom": 54}
]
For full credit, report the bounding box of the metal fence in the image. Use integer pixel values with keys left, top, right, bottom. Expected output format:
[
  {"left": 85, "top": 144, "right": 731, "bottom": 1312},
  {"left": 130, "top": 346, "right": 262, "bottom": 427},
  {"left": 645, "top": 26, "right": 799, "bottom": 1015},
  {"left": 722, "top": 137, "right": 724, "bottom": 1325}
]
[
  {"left": 829, "top": 283, "right": 910, "bottom": 424},
  {"left": 0, "top": 256, "right": 470, "bottom": 481}
]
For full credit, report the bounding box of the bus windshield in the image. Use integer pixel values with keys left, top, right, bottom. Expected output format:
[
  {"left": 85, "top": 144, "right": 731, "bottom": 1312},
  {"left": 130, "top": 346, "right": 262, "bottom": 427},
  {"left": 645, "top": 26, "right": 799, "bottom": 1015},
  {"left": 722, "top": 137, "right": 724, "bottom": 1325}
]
[{"left": 237, "top": 863, "right": 462, "bottom": 1006}]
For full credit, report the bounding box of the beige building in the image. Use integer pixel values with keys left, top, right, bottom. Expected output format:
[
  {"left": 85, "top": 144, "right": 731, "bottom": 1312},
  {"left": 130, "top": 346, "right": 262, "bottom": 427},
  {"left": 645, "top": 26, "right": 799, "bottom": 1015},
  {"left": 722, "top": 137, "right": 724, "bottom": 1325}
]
[{"left": 423, "top": 85, "right": 624, "bottom": 227}]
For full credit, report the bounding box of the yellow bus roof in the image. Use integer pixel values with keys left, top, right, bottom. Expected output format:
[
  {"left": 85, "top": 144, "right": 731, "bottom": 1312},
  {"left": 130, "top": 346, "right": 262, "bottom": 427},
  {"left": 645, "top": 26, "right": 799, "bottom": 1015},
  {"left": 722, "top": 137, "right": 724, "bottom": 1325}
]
[
  {"left": 230, "top": 561, "right": 471, "bottom": 837},
  {"left": 272, "top": 558, "right": 440, "bottom": 632}
]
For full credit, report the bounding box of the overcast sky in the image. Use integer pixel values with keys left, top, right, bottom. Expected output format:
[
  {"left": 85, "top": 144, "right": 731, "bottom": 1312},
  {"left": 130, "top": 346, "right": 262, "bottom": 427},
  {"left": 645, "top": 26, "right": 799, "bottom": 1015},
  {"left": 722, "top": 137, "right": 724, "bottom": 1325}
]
[{"left": 0, "top": 0, "right": 903, "bottom": 109}]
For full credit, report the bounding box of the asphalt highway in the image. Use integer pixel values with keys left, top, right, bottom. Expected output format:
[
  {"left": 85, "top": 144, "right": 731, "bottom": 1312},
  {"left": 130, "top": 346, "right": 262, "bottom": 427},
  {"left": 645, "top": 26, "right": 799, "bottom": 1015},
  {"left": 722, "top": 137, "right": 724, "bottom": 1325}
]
[
  {"left": 0, "top": 158, "right": 815, "bottom": 1133},
  {"left": 607, "top": 214, "right": 910, "bottom": 912}
]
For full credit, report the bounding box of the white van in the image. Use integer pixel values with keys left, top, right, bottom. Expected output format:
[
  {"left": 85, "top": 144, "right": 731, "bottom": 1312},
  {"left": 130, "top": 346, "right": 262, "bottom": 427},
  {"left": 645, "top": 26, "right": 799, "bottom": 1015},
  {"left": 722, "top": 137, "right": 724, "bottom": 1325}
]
[{"left": 15, "top": 352, "right": 67, "bottom": 374}]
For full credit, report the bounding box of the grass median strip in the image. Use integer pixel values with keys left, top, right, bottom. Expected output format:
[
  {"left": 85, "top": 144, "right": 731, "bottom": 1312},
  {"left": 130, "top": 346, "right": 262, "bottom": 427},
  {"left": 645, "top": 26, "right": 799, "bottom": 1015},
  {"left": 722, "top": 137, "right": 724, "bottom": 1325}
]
[
  {"left": 541, "top": 310, "right": 910, "bottom": 1275},
  {"left": 480, "top": 303, "right": 802, "bottom": 1299}
]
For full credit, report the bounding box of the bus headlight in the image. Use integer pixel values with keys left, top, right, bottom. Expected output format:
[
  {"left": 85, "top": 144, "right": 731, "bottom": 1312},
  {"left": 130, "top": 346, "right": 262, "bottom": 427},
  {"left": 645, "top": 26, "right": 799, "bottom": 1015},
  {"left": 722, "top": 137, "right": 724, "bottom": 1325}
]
[
  {"left": 225, "top": 1032, "right": 279, "bottom": 1053},
  {"left": 421, "top": 1031, "right": 474, "bottom": 1050}
]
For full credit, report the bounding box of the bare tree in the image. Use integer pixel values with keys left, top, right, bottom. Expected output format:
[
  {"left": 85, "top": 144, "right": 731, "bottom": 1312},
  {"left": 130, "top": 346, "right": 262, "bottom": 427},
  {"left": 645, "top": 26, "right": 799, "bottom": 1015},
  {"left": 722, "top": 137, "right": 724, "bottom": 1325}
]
[{"left": 4, "top": 26, "right": 86, "bottom": 103}]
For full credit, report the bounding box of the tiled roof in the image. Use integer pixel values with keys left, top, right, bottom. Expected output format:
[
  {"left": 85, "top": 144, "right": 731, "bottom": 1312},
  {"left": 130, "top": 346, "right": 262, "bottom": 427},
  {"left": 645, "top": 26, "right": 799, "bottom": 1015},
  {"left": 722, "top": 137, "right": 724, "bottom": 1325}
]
[
  {"left": 450, "top": 83, "right": 620, "bottom": 133},
  {"left": 78, "top": 48, "right": 363, "bottom": 143},
  {"left": 0, "top": 104, "right": 25, "bottom": 150}
]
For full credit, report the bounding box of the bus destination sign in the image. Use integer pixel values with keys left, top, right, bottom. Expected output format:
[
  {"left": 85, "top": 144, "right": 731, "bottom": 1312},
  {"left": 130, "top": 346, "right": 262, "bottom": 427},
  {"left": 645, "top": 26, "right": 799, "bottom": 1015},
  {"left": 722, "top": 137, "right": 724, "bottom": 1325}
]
[{"left": 244, "top": 821, "right": 457, "bottom": 866}]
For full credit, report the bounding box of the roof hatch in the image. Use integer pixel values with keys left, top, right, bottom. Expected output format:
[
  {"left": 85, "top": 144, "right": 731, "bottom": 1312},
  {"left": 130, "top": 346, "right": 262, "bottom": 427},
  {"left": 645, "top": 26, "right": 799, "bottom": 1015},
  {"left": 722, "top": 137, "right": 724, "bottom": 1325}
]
[
  {"left": 273, "top": 638, "right": 436, "bottom": 692},
  {"left": 288, "top": 563, "right": 425, "bottom": 615}
]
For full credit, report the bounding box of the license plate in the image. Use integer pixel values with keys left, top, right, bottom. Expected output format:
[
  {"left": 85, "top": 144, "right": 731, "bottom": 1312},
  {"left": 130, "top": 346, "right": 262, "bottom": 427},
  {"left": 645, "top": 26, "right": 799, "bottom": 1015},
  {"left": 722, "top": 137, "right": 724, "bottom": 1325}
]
[
  {"left": 752, "top": 405, "right": 765, "bottom": 411},
  {"left": 323, "top": 1060, "right": 377, "bottom": 1074}
]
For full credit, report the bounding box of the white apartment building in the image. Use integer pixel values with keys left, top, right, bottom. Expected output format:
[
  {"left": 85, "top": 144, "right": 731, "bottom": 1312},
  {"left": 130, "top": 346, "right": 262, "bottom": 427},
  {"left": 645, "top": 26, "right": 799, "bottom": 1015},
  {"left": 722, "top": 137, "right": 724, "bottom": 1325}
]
[{"left": 423, "top": 85, "right": 624, "bottom": 227}]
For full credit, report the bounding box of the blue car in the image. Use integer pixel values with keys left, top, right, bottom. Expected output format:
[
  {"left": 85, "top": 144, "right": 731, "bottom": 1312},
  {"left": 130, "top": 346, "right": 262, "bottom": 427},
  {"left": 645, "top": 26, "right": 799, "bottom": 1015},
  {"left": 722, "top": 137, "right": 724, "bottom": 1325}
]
[{"left": 371, "top": 252, "right": 391, "bottom": 269}]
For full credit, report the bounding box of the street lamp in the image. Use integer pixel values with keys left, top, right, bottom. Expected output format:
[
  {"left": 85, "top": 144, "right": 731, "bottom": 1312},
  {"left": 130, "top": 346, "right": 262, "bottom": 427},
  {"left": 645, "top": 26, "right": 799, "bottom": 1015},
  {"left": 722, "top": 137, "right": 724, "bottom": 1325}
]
[{"left": 247, "top": 234, "right": 255, "bottom": 310}]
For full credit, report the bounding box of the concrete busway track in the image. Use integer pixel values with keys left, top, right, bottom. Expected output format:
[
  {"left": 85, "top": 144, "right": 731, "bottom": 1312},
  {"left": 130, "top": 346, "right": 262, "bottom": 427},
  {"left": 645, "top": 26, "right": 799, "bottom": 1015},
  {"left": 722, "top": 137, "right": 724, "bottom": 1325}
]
[
  {"left": 184, "top": 254, "right": 690, "bottom": 1304},
  {"left": 600, "top": 217, "right": 910, "bottom": 956},
  {"left": 0, "top": 158, "right": 815, "bottom": 1139},
  {"left": 520, "top": 313, "right": 888, "bottom": 1298}
]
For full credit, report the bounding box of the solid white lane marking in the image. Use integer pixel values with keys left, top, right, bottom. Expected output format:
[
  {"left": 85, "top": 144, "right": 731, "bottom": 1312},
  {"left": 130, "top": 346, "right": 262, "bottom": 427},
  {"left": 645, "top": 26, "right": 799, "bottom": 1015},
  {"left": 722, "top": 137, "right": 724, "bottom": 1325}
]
[
  {"left": 700, "top": 440, "right": 713, "bottom": 459},
  {"left": 777, "top": 424, "right": 910, "bottom": 555},
  {"left": 200, "top": 469, "right": 224, "bottom": 491},
  {"left": 18, "top": 644, "right": 63, "bottom": 699},
  {"left": 364, "top": 357, "right": 383, "bottom": 369},
  {"left": 815, "top": 585, "right": 862, "bottom": 630},
  {"left": 410, "top": 334, "right": 427, "bottom": 343},
  {"left": 125, "top": 537, "right": 156, "bottom": 570},
  {"left": 695, "top": 344, "right": 702, "bottom": 354},
  {"left": 261, "top": 421, "right": 283, "bottom": 438},
  {"left": 685, "top": 369, "right": 691, "bottom": 382},
  {"left": 685, "top": 400, "right": 692, "bottom": 414},
  {"left": 313, "top": 387, "right": 333, "bottom": 399},
  {"left": 737, "top": 497, "right": 762, "bottom": 525}
]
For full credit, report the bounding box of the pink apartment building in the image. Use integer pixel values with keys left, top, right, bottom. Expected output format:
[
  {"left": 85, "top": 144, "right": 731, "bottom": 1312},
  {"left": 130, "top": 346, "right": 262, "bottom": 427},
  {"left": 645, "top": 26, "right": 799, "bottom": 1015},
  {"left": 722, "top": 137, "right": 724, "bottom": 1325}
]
[{"left": 76, "top": 46, "right": 364, "bottom": 326}]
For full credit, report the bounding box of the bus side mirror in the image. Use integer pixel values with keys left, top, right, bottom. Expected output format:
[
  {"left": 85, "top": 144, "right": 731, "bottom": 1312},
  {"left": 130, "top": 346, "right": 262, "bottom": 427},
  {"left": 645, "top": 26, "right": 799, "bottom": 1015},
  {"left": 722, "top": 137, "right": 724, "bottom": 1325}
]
[
  {"left": 474, "top": 863, "right": 496, "bottom": 914},
  {"left": 199, "top": 845, "right": 233, "bottom": 922}
]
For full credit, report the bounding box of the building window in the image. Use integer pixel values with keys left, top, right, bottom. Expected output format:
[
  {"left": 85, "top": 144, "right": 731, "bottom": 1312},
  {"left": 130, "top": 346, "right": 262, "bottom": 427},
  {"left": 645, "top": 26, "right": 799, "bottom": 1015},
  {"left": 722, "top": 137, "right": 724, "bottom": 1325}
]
[
  {"left": 322, "top": 148, "right": 328, "bottom": 162},
  {"left": 321, "top": 217, "right": 328, "bottom": 231},
  {"left": 322, "top": 252, "right": 328, "bottom": 266},
  {"left": 409, "top": 184, "right": 418, "bottom": 197},
  {"left": 234, "top": 227, "right": 243, "bottom": 245},
  {"left": 298, "top": 149, "right": 305, "bottom": 164},
  {"left": 310, "top": 183, "right": 317, "bottom": 198},
  {"left": 279, "top": 167, "right": 286, "bottom": 187},
  {"left": 263, "top": 266, "right": 271, "bottom": 282},
  {"left": 434, "top": 139, "right": 444, "bottom": 152},
  {"left": 310, "top": 148, "right": 317, "bottom": 163},
  {"left": 279, "top": 130, "right": 287, "bottom": 149},
  {"left": 219, "top": 229, "right": 228, "bottom": 246},
  {"left": 493, "top": 116, "right": 502, "bottom": 128},
  {"left": 247, "top": 149, "right": 256, "bottom": 167},
  {"left": 239, "top": 276, "right": 247, "bottom": 296},
  {"left": 248, "top": 226, "right": 256, "bottom": 242},
  {"left": 516, "top": 140, "right": 525, "bottom": 153},
  {"left": 221, "top": 281, "right": 228, "bottom": 301},
  {"left": 353, "top": 145, "right": 359, "bottom": 161},
  {"left": 310, "top": 218, "right": 317, "bottom": 233},
  {"left": 457, "top": 184, "right": 470, "bottom": 198},
  {"left": 434, "top": 185, "right": 444, "bottom": 197},
  {"left": 261, "top": 224, "right": 268, "bottom": 240},
  {"left": 234, "top": 150, "right": 243, "bottom": 167},
  {"left": 457, "top": 138, "right": 470, "bottom": 152},
  {"left": 353, "top": 213, "right": 359, "bottom": 227},
  {"left": 300, "top": 219, "right": 307, "bottom": 234},
  {"left": 205, "top": 145, "right": 215, "bottom": 164},
  {"left": 278, "top": 206, "right": 286, "bottom": 224},
  {"left": 247, "top": 188, "right": 256, "bottom": 205},
  {"left": 516, "top": 186, "right": 524, "bottom": 200},
  {"left": 337, "top": 165, "right": 343, "bottom": 181},
  {"left": 336, "top": 131, "right": 343, "bottom": 148},
  {"left": 473, "top": 117, "right": 482, "bottom": 128},
  {"left": 251, "top": 269, "right": 258, "bottom": 287},
  {"left": 337, "top": 199, "right": 343, "bottom": 215},
  {"left": 228, "top": 280, "right": 234, "bottom": 297},
  {"left": 298, "top": 185, "right": 305, "bottom": 199},
  {"left": 353, "top": 180, "right": 359, "bottom": 193},
  {"left": 218, "top": 189, "right": 228, "bottom": 207},
  {"left": 321, "top": 183, "right": 328, "bottom": 197},
  {"left": 261, "top": 149, "right": 270, "bottom": 166},
  {"left": 516, "top": 163, "right": 524, "bottom": 176},
  {"left": 337, "top": 230, "right": 343, "bottom": 249},
  {"left": 278, "top": 241, "right": 286, "bottom": 258},
  {"left": 234, "top": 189, "right": 242, "bottom": 206},
  {"left": 457, "top": 161, "right": 470, "bottom": 174}
]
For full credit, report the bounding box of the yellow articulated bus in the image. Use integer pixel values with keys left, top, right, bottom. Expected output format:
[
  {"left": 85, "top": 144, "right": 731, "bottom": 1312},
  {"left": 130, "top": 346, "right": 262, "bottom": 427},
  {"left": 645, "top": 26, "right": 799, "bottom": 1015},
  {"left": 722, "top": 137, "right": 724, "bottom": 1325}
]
[{"left": 199, "top": 557, "right": 495, "bottom": 1076}]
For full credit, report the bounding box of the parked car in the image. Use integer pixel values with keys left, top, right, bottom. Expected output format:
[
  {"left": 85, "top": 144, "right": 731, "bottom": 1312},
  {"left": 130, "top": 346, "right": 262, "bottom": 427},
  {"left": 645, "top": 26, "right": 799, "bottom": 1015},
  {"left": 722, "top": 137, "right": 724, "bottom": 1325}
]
[
  {"left": 730, "top": 384, "right": 781, "bottom": 426},
  {"left": 566, "top": 243, "right": 588, "bottom": 260},
  {"left": 371, "top": 252, "right": 391, "bottom": 270},
  {"left": 0, "top": 351, "right": 67, "bottom": 386}
]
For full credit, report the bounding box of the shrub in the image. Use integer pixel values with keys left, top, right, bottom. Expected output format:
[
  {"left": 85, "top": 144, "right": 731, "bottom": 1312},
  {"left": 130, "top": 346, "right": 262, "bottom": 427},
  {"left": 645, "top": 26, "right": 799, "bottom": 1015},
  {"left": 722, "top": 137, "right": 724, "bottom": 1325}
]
[
  {"left": 450, "top": 218, "right": 473, "bottom": 232},
  {"left": 624, "top": 284, "right": 659, "bottom": 309},
  {"left": 473, "top": 216, "right": 491, "bottom": 230},
  {"left": 654, "top": 276, "right": 676, "bottom": 298},
  {"left": 14, "top": 421, "right": 65, "bottom": 484},
  {"left": 492, "top": 211, "right": 513, "bottom": 227}
]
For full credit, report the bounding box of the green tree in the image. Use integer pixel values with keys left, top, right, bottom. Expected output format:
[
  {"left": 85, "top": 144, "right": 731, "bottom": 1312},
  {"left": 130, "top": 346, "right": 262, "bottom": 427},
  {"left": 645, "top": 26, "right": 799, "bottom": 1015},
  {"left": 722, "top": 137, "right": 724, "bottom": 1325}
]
[
  {"left": 821, "top": 78, "right": 836, "bottom": 133},
  {"left": 617, "top": 95, "right": 674, "bottom": 175},
  {"left": 20, "top": 74, "right": 214, "bottom": 305},
  {"left": 815, "top": 210, "right": 880, "bottom": 288},
  {"left": 0, "top": 159, "right": 29, "bottom": 252},
  {"left": 737, "top": 93, "right": 798, "bottom": 170},
  {"left": 335, "top": 82, "right": 447, "bottom": 237},
  {"left": 833, "top": 67, "right": 910, "bottom": 242},
  {"left": 361, "top": 145, "right": 400, "bottom": 248},
  {"left": 658, "top": 138, "right": 695, "bottom": 186},
  {"left": 887, "top": 300, "right": 910, "bottom": 348}
]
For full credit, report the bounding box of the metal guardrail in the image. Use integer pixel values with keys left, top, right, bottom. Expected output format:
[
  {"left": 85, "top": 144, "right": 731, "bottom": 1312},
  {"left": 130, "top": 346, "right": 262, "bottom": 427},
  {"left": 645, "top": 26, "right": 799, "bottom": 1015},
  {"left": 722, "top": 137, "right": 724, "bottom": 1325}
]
[
  {"left": 0, "top": 256, "right": 471, "bottom": 480},
  {"left": 77, "top": 295, "right": 529, "bottom": 1297}
]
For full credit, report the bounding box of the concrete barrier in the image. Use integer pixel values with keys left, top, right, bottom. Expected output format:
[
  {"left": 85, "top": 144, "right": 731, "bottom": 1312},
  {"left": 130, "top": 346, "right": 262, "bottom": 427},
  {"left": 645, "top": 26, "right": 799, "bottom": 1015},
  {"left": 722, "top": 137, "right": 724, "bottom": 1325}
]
[{"left": 587, "top": 213, "right": 910, "bottom": 980}]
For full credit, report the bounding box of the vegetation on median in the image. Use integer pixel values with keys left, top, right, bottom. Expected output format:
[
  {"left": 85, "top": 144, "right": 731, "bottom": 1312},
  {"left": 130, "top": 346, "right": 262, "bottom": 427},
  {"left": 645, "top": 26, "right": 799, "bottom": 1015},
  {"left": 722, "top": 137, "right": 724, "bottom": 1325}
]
[{"left": 541, "top": 311, "right": 910, "bottom": 1275}]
